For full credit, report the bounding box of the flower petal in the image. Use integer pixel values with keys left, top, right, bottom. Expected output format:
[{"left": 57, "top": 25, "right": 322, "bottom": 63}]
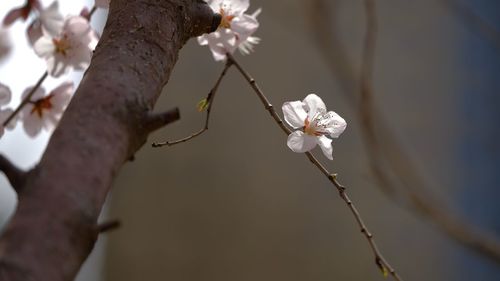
[
  {"left": 50, "top": 81, "right": 73, "bottom": 112},
  {"left": 0, "top": 108, "right": 16, "bottom": 130},
  {"left": 0, "top": 83, "right": 11, "bottom": 105},
  {"left": 282, "top": 100, "right": 307, "bottom": 128},
  {"left": 3, "top": 8, "right": 25, "bottom": 26},
  {"left": 21, "top": 106, "right": 42, "bottom": 138},
  {"left": 27, "top": 19, "right": 43, "bottom": 46},
  {"left": 231, "top": 14, "right": 258, "bottom": 42},
  {"left": 33, "top": 36, "right": 55, "bottom": 58},
  {"left": 21, "top": 86, "right": 45, "bottom": 100},
  {"left": 324, "top": 111, "right": 347, "bottom": 138},
  {"left": 231, "top": 0, "right": 250, "bottom": 14},
  {"left": 39, "top": 1, "right": 64, "bottom": 37},
  {"left": 303, "top": 93, "right": 326, "bottom": 119},
  {"left": 316, "top": 135, "right": 333, "bottom": 160},
  {"left": 287, "top": 131, "right": 317, "bottom": 153}
]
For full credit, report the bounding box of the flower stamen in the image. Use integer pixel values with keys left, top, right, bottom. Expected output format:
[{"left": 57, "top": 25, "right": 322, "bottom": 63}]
[
  {"left": 219, "top": 8, "right": 235, "bottom": 29},
  {"left": 30, "top": 95, "right": 53, "bottom": 118},
  {"left": 52, "top": 35, "right": 70, "bottom": 56},
  {"left": 304, "top": 117, "right": 322, "bottom": 136}
]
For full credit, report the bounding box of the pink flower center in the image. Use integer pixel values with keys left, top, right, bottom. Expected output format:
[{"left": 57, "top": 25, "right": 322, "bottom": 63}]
[
  {"left": 53, "top": 35, "right": 71, "bottom": 56},
  {"left": 30, "top": 95, "right": 53, "bottom": 118},
  {"left": 304, "top": 118, "right": 321, "bottom": 136}
]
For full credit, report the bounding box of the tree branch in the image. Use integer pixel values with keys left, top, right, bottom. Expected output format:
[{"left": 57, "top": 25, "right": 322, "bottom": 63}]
[
  {"left": 152, "top": 59, "right": 233, "bottom": 147},
  {"left": 97, "top": 219, "right": 121, "bottom": 234},
  {"left": 0, "top": 1, "right": 218, "bottom": 281}
]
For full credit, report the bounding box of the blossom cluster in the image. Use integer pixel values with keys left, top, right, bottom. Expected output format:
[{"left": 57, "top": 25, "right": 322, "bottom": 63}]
[
  {"left": 0, "top": 0, "right": 103, "bottom": 138},
  {"left": 198, "top": 0, "right": 261, "bottom": 61}
]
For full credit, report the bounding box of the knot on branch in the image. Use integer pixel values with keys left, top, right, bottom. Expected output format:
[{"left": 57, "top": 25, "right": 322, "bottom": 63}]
[{"left": 184, "top": 0, "right": 221, "bottom": 38}]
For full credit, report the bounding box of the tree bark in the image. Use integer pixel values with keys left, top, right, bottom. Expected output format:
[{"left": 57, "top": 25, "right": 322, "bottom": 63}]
[{"left": 0, "top": 1, "right": 218, "bottom": 280}]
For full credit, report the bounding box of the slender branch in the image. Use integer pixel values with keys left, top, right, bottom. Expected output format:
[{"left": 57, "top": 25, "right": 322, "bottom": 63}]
[
  {"left": 97, "top": 219, "right": 121, "bottom": 233},
  {"left": 227, "top": 53, "right": 403, "bottom": 281},
  {"left": 152, "top": 59, "right": 232, "bottom": 147},
  {"left": 143, "top": 107, "right": 181, "bottom": 133},
  {"left": 88, "top": 6, "right": 98, "bottom": 19},
  {"left": 0, "top": 154, "right": 26, "bottom": 193},
  {"left": 3, "top": 71, "right": 47, "bottom": 127},
  {"left": 308, "top": 0, "right": 500, "bottom": 265}
]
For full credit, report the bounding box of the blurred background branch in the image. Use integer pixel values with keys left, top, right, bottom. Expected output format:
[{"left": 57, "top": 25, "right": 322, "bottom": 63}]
[
  {"left": 306, "top": 0, "right": 500, "bottom": 266},
  {"left": 437, "top": 0, "right": 500, "bottom": 54}
]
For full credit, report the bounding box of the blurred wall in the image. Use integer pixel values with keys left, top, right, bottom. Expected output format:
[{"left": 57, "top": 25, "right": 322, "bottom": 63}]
[
  {"left": 103, "top": 0, "right": 500, "bottom": 280},
  {"left": 453, "top": 1, "right": 500, "bottom": 280}
]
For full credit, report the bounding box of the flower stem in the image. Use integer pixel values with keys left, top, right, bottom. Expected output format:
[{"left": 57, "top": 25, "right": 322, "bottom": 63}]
[
  {"left": 152, "top": 59, "right": 233, "bottom": 147},
  {"left": 226, "top": 52, "right": 404, "bottom": 281},
  {"left": 3, "top": 71, "right": 48, "bottom": 127}
]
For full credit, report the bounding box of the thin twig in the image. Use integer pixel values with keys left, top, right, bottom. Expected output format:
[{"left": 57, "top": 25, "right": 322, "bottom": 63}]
[
  {"left": 308, "top": 0, "right": 500, "bottom": 265},
  {"left": 2, "top": 5, "right": 99, "bottom": 128},
  {"left": 3, "top": 71, "right": 47, "bottom": 127},
  {"left": 0, "top": 154, "right": 26, "bottom": 193},
  {"left": 152, "top": 60, "right": 233, "bottom": 147},
  {"left": 88, "top": 6, "right": 98, "bottom": 19},
  {"left": 227, "top": 52, "right": 403, "bottom": 281}
]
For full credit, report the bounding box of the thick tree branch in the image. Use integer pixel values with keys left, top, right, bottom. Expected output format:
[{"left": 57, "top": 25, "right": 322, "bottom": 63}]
[{"left": 0, "top": 1, "right": 218, "bottom": 281}]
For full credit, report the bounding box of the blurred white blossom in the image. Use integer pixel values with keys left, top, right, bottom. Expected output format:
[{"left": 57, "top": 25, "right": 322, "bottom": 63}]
[
  {"left": 27, "top": 1, "right": 65, "bottom": 46},
  {"left": 20, "top": 81, "right": 73, "bottom": 137},
  {"left": 282, "top": 94, "right": 347, "bottom": 160},
  {"left": 34, "top": 16, "right": 98, "bottom": 77},
  {"left": 0, "top": 83, "right": 17, "bottom": 138}
]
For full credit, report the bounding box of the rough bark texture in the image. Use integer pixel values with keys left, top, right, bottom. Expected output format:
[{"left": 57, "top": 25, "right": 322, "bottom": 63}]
[{"left": 0, "top": 1, "right": 217, "bottom": 281}]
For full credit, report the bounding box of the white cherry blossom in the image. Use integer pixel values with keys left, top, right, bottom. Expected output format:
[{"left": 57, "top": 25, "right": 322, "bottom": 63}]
[
  {"left": 27, "top": 1, "right": 64, "bottom": 46},
  {"left": 0, "top": 83, "right": 17, "bottom": 137},
  {"left": 20, "top": 82, "right": 73, "bottom": 137},
  {"left": 95, "top": 0, "right": 110, "bottom": 9},
  {"left": 198, "top": 0, "right": 261, "bottom": 61},
  {"left": 34, "top": 16, "right": 98, "bottom": 77},
  {"left": 282, "top": 94, "right": 347, "bottom": 160}
]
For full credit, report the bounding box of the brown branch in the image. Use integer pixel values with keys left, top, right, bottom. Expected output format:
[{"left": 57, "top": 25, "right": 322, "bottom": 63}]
[
  {"left": 152, "top": 59, "right": 232, "bottom": 147},
  {"left": 97, "top": 219, "right": 121, "bottom": 233},
  {"left": 227, "top": 53, "right": 403, "bottom": 281},
  {"left": 0, "top": 1, "right": 218, "bottom": 281},
  {"left": 0, "top": 154, "right": 27, "bottom": 193},
  {"left": 3, "top": 71, "right": 48, "bottom": 127},
  {"left": 306, "top": 0, "right": 500, "bottom": 265},
  {"left": 143, "top": 107, "right": 181, "bottom": 133}
]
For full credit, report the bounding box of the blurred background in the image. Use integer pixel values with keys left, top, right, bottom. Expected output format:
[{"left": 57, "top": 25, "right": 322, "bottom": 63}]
[{"left": 1, "top": 0, "right": 500, "bottom": 280}]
